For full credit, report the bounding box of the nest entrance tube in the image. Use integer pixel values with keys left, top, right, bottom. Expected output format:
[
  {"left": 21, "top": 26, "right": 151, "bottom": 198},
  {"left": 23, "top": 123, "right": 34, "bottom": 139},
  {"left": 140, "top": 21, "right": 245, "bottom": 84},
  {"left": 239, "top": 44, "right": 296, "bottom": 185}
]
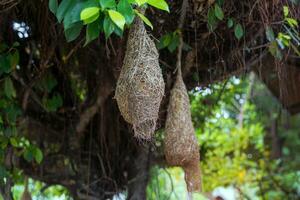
[{"left": 115, "top": 15, "right": 165, "bottom": 140}]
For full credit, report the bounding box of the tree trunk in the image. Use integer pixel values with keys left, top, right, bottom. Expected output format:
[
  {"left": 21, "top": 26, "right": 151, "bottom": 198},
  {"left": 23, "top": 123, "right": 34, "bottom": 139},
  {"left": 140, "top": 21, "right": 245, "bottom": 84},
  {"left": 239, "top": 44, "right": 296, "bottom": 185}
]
[
  {"left": 0, "top": 148, "right": 14, "bottom": 200},
  {"left": 270, "top": 116, "right": 282, "bottom": 159},
  {"left": 127, "top": 146, "right": 151, "bottom": 200}
]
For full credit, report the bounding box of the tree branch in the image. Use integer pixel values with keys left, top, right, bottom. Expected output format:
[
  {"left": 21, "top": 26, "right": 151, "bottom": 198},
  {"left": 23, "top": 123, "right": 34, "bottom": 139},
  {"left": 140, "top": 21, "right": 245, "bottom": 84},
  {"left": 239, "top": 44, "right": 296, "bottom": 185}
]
[{"left": 75, "top": 84, "right": 113, "bottom": 135}]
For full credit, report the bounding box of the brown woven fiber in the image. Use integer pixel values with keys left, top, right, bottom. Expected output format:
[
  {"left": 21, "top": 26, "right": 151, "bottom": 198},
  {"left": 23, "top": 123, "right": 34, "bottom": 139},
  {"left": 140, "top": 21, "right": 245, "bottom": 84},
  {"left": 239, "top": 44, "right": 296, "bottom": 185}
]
[
  {"left": 21, "top": 178, "right": 32, "bottom": 200},
  {"left": 21, "top": 190, "right": 32, "bottom": 200},
  {"left": 115, "top": 16, "right": 165, "bottom": 140},
  {"left": 164, "top": 69, "right": 201, "bottom": 192}
]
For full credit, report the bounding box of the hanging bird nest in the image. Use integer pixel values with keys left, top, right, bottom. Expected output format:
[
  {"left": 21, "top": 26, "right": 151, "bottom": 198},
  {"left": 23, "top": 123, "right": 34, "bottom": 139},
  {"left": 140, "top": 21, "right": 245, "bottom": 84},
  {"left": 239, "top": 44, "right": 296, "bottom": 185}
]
[
  {"left": 115, "top": 15, "right": 165, "bottom": 140},
  {"left": 164, "top": 70, "right": 201, "bottom": 192},
  {"left": 21, "top": 190, "right": 32, "bottom": 200},
  {"left": 21, "top": 178, "right": 32, "bottom": 200}
]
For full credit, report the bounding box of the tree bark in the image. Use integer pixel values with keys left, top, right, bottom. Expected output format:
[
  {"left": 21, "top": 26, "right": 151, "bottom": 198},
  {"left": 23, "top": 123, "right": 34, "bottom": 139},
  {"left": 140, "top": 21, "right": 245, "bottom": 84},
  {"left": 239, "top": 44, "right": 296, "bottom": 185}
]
[
  {"left": 0, "top": 147, "right": 14, "bottom": 200},
  {"left": 270, "top": 115, "right": 282, "bottom": 159},
  {"left": 127, "top": 146, "right": 151, "bottom": 200}
]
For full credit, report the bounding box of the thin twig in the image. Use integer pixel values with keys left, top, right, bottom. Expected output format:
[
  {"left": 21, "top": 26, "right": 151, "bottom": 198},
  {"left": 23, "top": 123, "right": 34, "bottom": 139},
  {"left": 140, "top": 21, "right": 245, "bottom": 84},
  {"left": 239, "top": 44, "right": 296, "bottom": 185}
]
[
  {"left": 175, "top": 0, "right": 189, "bottom": 76},
  {"left": 64, "top": 38, "right": 85, "bottom": 61}
]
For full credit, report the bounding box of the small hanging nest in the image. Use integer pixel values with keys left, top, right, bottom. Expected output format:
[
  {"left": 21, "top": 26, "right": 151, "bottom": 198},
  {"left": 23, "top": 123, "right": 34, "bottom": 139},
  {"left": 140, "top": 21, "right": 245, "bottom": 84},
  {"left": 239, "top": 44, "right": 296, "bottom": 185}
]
[
  {"left": 164, "top": 70, "right": 201, "bottom": 192},
  {"left": 115, "top": 15, "right": 165, "bottom": 140},
  {"left": 21, "top": 178, "right": 32, "bottom": 200},
  {"left": 21, "top": 190, "right": 32, "bottom": 200}
]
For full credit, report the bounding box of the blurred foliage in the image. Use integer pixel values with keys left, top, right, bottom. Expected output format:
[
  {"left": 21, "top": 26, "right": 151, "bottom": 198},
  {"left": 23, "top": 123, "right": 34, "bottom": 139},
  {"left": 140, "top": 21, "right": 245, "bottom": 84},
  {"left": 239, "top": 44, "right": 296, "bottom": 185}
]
[
  {"left": 4, "top": 70, "right": 298, "bottom": 200},
  {"left": 0, "top": 43, "right": 44, "bottom": 191},
  {"left": 148, "top": 75, "right": 300, "bottom": 200},
  {"left": 49, "top": 0, "right": 169, "bottom": 44},
  {"left": 10, "top": 179, "right": 71, "bottom": 200},
  {"left": 2, "top": 42, "right": 300, "bottom": 198}
]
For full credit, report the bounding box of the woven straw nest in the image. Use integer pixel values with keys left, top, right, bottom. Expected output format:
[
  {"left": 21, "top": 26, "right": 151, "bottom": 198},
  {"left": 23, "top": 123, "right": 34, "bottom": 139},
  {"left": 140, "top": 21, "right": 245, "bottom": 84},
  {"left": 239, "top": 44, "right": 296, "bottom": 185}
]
[
  {"left": 21, "top": 191, "right": 32, "bottom": 200},
  {"left": 21, "top": 188, "right": 32, "bottom": 200},
  {"left": 115, "top": 16, "right": 165, "bottom": 140},
  {"left": 164, "top": 71, "right": 201, "bottom": 192}
]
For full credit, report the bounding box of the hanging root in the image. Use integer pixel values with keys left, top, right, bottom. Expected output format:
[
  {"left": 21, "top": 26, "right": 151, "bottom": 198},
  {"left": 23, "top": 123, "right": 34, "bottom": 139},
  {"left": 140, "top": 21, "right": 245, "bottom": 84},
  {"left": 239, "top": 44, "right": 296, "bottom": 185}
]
[
  {"left": 115, "top": 15, "right": 165, "bottom": 140},
  {"left": 0, "top": 0, "right": 19, "bottom": 12}
]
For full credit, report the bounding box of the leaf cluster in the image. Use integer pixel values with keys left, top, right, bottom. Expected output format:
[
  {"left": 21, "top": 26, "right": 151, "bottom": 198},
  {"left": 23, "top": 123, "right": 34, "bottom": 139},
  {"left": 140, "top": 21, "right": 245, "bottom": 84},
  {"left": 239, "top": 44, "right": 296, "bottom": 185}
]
[{"left": 49, "top": 0, "right": 169, "bottom": 45}]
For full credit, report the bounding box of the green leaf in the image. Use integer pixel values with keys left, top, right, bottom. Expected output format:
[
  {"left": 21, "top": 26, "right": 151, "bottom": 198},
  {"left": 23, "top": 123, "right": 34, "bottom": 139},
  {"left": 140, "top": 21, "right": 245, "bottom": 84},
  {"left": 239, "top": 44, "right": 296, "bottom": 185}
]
[
  {"left": 44, "top": 94, "right": 63, "bottom": 112},
  {"left": 214, "top": 4, "right": 224, "bottom": 20},
  {"left": 108, "top": 10, "right": 126, "bottom": 30},
  {"left": 63, "top": 1, "right": 99, "bottom": 29},
  {"left": 114, "top": 26, "right": 124, "bottom": 37},
  {"left": 117, "top": 0, "right": 135, "bottom": 24},
  {"left": 135, "top": 0, "right": 148, "bottom": 6},
  {"left": 0, "top": 166, "right": 9, "bottom": 179},
  {"left": 269, "top": 41, "right": 283, "bottom": 60},
  {"left": 65, "top": 22, "right": 83, "bottom": 42},
  {"left": 6, "top": 105, "right": 21, "bottom": 123},
  {"left": 99, "top": 0, "right": 116, "bottom": 9},
  {"left": 40, "top": 73, "right": 58, "bottom": 93},
  {"left": 33, "top": 147, "right": 43, "bottom": 164},
  {"left": 0, "top": 99, "right": 6, "bottom": 109},
  {"left": 283, "top": 6, "right": 289, "bottom": 17},
  {"left": 23, "top": 147, "right": 34, "bottom": 162},
  {"left": 286, "top": 17, "right": 298, "bottom": 28},
  {"left": 216, "top": 0, "right": 224, "bottom": 6},
  {"left": 0, "top": 55, "right": 10, "bottom": 74},
  {"left": 9, "top": 50, "right": 19, "bottom": 69},
  {"left": 207, "top": 7, "right": 218, "bottom": 31},
  {"left": 103, "top": 15, "right": 115, "bottom": 39},
  {"left": 134, "top": 10, "right": 153, "bottom": 29},
  {"left": 234, "top": 23, "right": 244, "bottom": 40},
  {"left": 83, "top": 15, "right": 100, "bottom": 25},
  {"left": 278, "top": 33, "right": 291, "bottom": 47},
  {"left": 4, "top": 77, "right": 16, "bottom": 99},
  {"left": 56, "top": 0, "right": 73, "bottom": 23},
  {"left": 49, "top": 0, "right": 58, "bottom": 15},
  {"left": 157, "top": 33, "right": 172, "bottom": 49},
  {"left": 10, "top": 137, "right": 19, "bottom": 147},
  {"left": 0, "top": 136, "right": 8, "bottom": 149},
  {"left": 265, "top": 26, "right": 275, "bottom": 42},
  {"left": 168, "top": 33, "right": 180, "bottom": 52},
  {"left": 85, "top": 19, "right": 102, "bottom": 46},
  {"left": 147, "top": 0, "right": 169, "bottom": 12},
  {"left": 80, "top": 7, "right": 100, "bottom": 24},
  {"left": 227, "top": 18, "right": 234, "bottom": 28},
  {"left": 192, "top": 73, "right": 199, "bottom": 82}
]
